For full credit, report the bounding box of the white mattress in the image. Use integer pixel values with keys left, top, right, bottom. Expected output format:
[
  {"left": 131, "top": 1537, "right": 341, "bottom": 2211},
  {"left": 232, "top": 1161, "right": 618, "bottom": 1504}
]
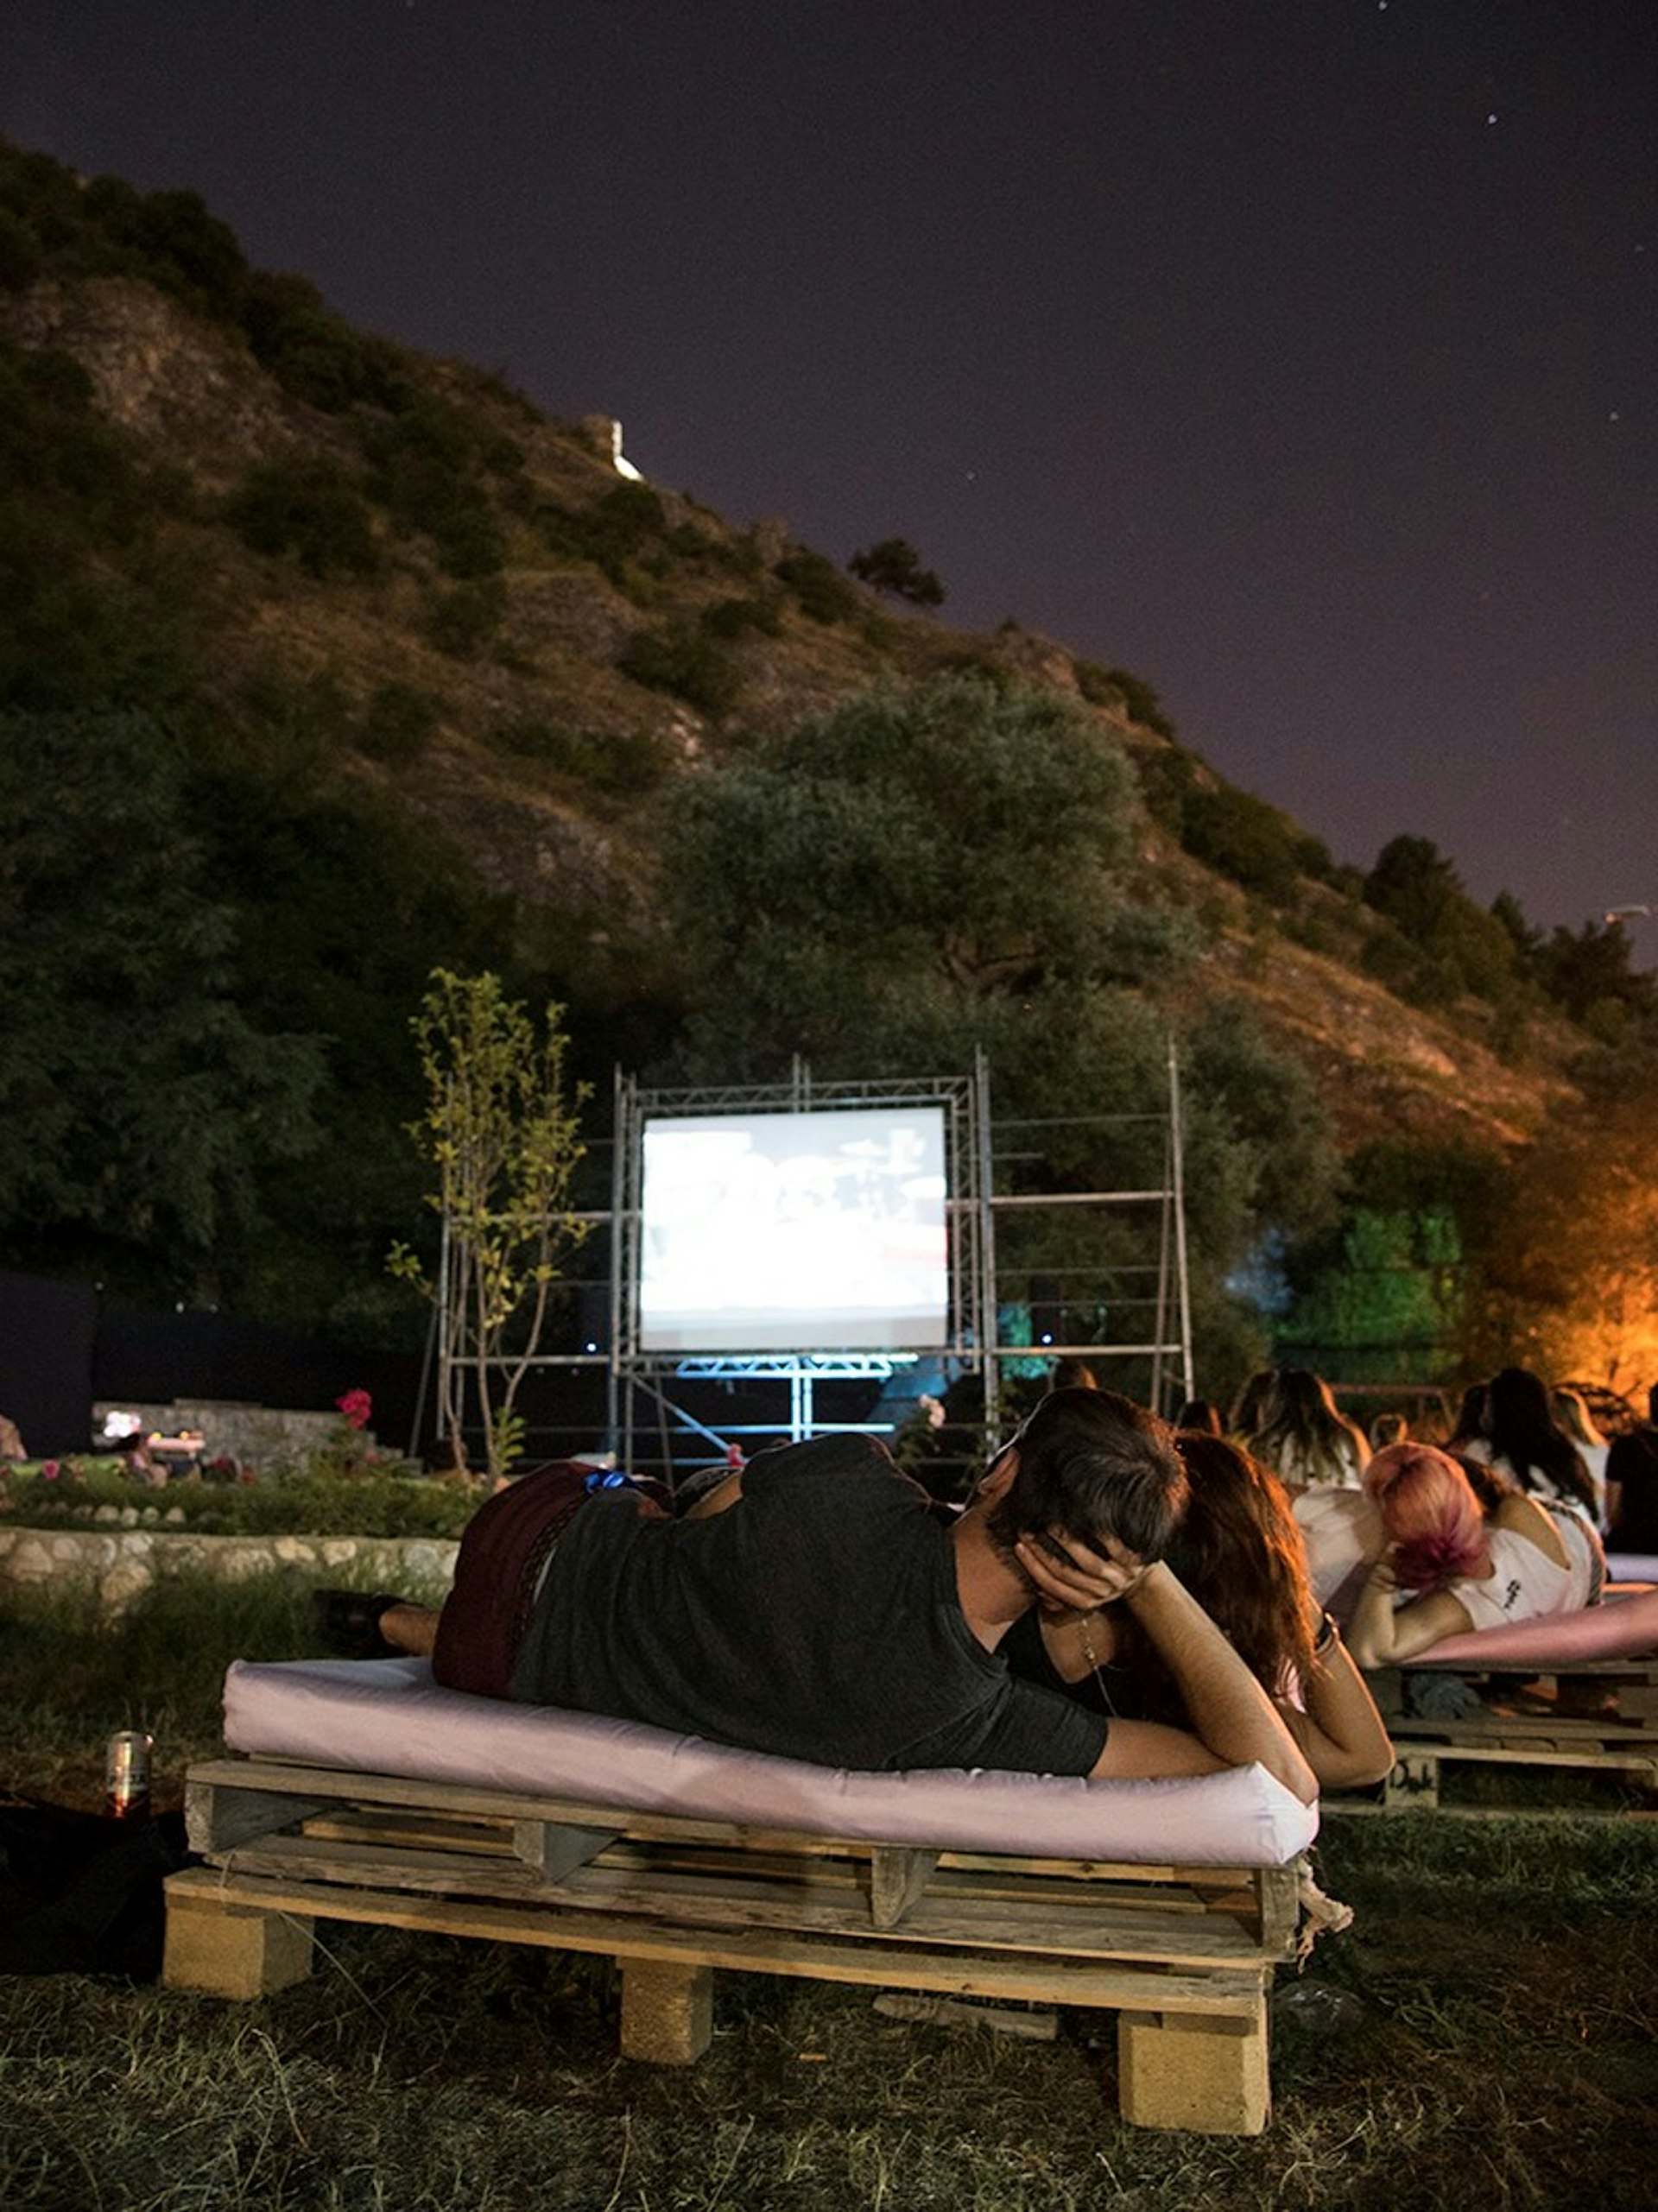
[{"left": 223, "top": 1657, "right": 1318, "bottom": 1868}]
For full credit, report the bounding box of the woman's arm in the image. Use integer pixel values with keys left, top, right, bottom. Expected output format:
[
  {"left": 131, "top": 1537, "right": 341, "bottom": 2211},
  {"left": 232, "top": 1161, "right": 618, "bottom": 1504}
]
[
  {"left": 1016, "top": 1536, "right": 1317, "bottom": 1801},
  {"left": 1279, "top": 1619, "right": 1394, "bottom": 1787},
  {"left": 1112, "top": 1561, "right": 1318, "bottom": 1801},
  {"left": 1345, "top": 1552, "right": 1474, "bottom": 1667}
]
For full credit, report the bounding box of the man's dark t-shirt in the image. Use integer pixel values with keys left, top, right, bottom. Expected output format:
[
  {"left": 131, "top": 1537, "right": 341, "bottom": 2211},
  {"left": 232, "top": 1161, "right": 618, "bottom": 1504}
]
[{"left": 509, "top": 1432, "right": 1108, "bottom": 1776}]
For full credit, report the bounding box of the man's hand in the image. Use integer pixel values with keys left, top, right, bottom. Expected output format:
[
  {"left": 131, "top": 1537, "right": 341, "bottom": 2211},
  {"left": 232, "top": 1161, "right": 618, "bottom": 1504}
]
[{"left": 1014, "top": 1526, "right": 1149, "bottom": 1614}]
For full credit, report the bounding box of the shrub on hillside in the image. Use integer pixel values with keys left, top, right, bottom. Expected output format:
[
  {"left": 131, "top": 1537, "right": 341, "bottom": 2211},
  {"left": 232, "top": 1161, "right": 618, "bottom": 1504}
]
[
  {"left": 423, "top": 577, "right": 506, "bottom": 659},
  {"left": 617, "top": 622, "right": 742, "bottom": 716},
  {"left": 357, "top": 682, "right": 442, "bottom": 764},
  {"left": 490, "top": 716, "right": 672, "bottom": 791},
  {"left": 774, "top": 549, "right": 861, "bottom": 625},
  {"left": 699, "top": 591, "right": 784, "bottom": 640},
  {"left": 225, "top": 454, "right": 382, "bottom": 578},
  {"left": 359, "top": 398, "right": 504, "bottom": 575},
  {"left": 1073, "top": 660, "right": 1175, "bottom": 738},
  {"left": 1181, "top": 783, "right": 1315, "bottom": 903}
]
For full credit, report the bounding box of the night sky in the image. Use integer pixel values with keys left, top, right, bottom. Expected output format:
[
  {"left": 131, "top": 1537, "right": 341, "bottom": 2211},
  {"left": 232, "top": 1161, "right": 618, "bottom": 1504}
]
[{"left": 8, "top": 1, "right": 1654, "bottom": 953}]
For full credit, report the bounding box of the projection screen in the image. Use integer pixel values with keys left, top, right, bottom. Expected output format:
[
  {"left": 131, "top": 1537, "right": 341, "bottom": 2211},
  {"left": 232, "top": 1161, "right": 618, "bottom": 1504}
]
[{"left": 637, "top": 1106, "right": 950, "bottom": 1352}]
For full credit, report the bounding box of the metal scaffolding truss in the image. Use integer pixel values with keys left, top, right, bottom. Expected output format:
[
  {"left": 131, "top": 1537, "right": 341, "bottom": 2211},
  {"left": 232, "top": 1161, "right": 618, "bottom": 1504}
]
[
  {"left": 601, "top": 1044, "right": 1192, "bottom": 1475},
  {"left": 437, "top": 1045, "right": 1193, "bottom": 1479},
  {"left": 609, "top": 1059, "right": 988, "bottom": 1468}
]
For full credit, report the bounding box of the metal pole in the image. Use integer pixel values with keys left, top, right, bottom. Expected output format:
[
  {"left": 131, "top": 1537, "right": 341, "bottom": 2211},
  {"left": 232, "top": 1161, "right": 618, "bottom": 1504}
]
[
  {"left": 1168, "top": 1034, "right": 1195, "bottom": 1404},
  {"left": 976, "top": 1046, "right": 998, "bottom": 1426}
]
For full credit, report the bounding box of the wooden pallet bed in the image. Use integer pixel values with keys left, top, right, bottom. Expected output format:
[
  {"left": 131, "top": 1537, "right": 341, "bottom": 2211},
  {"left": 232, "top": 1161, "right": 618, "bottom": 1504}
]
[
  {"left": 1337, "top": 1602, "right": 1658, "bottom": 1815},
  {"left": 161, "top": 1659, "right": 1319, "bottom": 2136}
]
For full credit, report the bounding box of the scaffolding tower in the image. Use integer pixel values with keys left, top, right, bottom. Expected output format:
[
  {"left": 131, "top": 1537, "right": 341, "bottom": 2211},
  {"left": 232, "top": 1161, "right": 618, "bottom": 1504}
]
[{"left": 435, "top": 1044, "right": 1193, "bottom": 1482}]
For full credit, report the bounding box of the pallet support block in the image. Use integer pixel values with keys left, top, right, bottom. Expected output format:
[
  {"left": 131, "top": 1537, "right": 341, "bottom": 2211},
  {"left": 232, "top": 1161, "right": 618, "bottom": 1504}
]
[
  {"left": 163, "top": 1877, "right": 315, "bottom": 1999},
  {"left": 1117, "top": 2000, "right": 1269, "bottom": 2136},
  {"left": 618, "top": 1956, "right": 714, "bottom": 2064}
]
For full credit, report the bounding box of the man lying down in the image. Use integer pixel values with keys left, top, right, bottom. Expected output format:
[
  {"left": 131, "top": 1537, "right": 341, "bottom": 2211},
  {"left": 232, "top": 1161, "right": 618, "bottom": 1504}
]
[{"left": 332, "top": 1387, "right": 1318, "bottom": 1804}]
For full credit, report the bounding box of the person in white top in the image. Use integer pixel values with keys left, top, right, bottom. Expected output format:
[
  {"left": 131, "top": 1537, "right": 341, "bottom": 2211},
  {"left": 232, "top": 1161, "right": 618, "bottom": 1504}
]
[
  {"left": 1346, "top": 1443, "right": 1604, "bottom": 1668},
  {"left": 1244, "top": 1368, "right": 1370, "bottom": 1492}
]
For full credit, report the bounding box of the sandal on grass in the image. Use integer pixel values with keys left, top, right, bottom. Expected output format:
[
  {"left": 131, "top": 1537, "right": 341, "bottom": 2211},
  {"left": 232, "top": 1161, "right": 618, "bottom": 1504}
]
[{"left": 312, "top": 1589, "right": 410, "bottom": 1660}]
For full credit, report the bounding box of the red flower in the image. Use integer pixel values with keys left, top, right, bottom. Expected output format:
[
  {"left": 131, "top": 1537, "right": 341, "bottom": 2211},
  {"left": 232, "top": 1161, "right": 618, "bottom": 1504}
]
[{"left": 336, "top": 1389, "right": 373, "bottom": 1431}]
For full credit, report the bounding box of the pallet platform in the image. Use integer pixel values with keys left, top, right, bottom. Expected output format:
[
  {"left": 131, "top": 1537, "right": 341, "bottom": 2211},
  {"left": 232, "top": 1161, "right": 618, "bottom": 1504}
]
[
  {"left": 163, "top": 1756, "right": 1309, "bottom": 2136},
  {"left": 1334, "top": 1659, "right": 1658, "bottom": 1813}
]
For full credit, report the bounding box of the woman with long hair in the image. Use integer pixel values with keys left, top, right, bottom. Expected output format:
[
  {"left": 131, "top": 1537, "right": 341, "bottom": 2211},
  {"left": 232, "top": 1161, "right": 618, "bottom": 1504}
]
[
  {"left": 1245, "top": 1368, "right": 1370, "bottom": 1491},
  {"left": 1002, "top": 1431, "right": 1393, "bottom": 1789},
  {"left": 1476, "top": 1367, "right": 1599, "bottom": 1520},
  {"left": 1347, "top": 1441, "right": 1604, "bottom": 1667},
  {"left": 1552, "top": 1387, "right": 1610, "bottom": 1531}
]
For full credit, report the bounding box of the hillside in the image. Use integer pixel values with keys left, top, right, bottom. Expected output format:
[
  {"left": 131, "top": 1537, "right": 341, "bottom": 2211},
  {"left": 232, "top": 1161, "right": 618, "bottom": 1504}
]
[
  {"left": 0, "top": 224, "right": 1585, "bottom": 1129},
  {"left": 10, "top": 139, "right": 1639, "bottom": 1378}
]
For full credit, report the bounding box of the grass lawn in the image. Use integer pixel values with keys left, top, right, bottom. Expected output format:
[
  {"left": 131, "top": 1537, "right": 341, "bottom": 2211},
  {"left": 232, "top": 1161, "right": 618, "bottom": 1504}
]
[{"left": 3, "top": 1572, "right": 1656, "bottom": 2210}]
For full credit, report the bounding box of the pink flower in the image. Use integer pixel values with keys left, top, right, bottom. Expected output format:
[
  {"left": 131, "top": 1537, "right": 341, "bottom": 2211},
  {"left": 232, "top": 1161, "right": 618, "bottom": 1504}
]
[
  {"left": 41, "top": 1459, "right": 60, "bottom": 1480},
  {"left": 336, "top": 1389, "right": 373, "bottom": 1431}
]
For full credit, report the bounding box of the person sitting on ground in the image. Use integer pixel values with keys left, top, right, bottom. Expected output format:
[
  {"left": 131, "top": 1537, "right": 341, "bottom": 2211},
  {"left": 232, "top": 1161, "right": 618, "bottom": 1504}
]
[
  {"left": 1465, "top": 1366, "right": 1599, "bottom": 1524},
  {"left": 1346, "top": 1441, "right": 1606, "bottom": 1668},
  {"left": 350, "top": 1388, "right": 1318, "bottom": 1801},
  {"left": 1244, "top": 1368, "right": 1370, "bottom": 1492},
  {"left": 1606, "top": 1384, "right": 1658, "bottom": 1553},
  {"left": 1001, "top": 1431, "right": 1392, "bottom": 1790}
]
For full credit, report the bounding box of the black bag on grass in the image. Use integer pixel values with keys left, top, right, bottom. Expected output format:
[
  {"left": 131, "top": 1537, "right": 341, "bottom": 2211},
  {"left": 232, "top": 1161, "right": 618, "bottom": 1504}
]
[{"left": 0, "top": 1800, "right": 192, "bottom": 1980}]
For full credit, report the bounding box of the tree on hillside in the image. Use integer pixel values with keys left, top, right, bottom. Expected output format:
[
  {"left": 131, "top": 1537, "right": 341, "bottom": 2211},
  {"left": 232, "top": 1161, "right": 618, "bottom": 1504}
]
[
  {"left": 656, "top": 675, "right": 1338, "bottom": 1390},
  {"left": 1530, "top": 919, "right": 1658, "bottom": 1040},
  {"left": 1362, "top": 833, "right": 1521, "bottom": 1008},
  {"left": 0, "top": 709, "right": 324, "bottom": 1299},
  {"left": 846, "top": 537, "right": 946, "bottom": 608}
]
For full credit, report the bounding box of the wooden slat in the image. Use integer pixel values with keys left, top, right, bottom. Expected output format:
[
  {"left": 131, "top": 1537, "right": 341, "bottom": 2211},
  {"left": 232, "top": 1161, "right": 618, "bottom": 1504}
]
[
  {"left": 206, "top": 1834, "right": 1277, "bottom": 1968},
  {"left": 190, "top": 1760, "right": 1297, "bottom": 1900},
  {"left": 273, "top": 1811, "right": 1274, "bottom": 1936},
  {"left": 163, "top": 1866, "right": 1269, "bottom": 2018},
  {"left": 870, "top": 1846, "right": 938, "bottom": 1928}
]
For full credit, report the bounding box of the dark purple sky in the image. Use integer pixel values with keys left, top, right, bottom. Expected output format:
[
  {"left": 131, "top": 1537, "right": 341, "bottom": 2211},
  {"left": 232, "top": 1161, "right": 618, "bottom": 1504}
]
[{"left": 8, "top": 1, "right": 1655, "bottom": 953}]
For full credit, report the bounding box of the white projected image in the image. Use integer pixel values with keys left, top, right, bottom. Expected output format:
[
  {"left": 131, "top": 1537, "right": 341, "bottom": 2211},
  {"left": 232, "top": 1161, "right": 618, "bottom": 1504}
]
[{"left": 638, "top": 1107, "right": 949, "bottom": 1351}]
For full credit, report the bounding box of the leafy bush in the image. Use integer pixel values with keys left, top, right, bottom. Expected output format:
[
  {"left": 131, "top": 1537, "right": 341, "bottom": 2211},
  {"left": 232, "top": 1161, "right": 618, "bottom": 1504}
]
[
  {"left": 241, "top": 269, "right": 410, "bottom": 414},
  {"left": 846, "top": 537, "right": 945, "bottom": 607},
  {"left": 699, "top": 591, "right": 784, "bottom": 640},
  {"left": 2, "top": 1459, "right": 481, "bottom": 1539},
  {"left": 423, "top": 576, "right": 506, "bottom": 658},
  {"left": 1181, "top": 783, "right": 1313, "bottom": 903},
  {"left": 0, "top": 205, "right": 40, "bottom": 291},
  {"left": 489, "top": 717, "right": 672, "bottom": 791},
  {"left": 617, "top": 621, "right": 742, "bottom": 715},
  {"left": 1073, "top": 660, "right": 1175, "bottom": 738},
  {"left": 775, "top": 548, "right": 861, "bottom": 625},
  {"left": 357, "top": 681, "right": 442, "bottom": 763},
  {"left": 225, "top": 454, "right": 382, "bottom": 578},
  {"left": 359, "top": 397, "right": 504, "bottom": 574}
]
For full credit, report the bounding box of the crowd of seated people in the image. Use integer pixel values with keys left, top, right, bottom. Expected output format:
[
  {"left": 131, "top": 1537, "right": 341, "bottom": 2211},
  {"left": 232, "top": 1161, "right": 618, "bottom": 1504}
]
[
  {"left": 325, "top": 1358, "right": 1654, "bottom": 1801},
  {"left": 1222, "top": 1362, "right": 1619, "bottom": 1652}
]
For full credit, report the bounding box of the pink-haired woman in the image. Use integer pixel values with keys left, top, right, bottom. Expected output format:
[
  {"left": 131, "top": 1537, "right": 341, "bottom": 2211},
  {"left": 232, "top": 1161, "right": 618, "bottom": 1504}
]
[{"left": 1347, "top": 1442, "right": 1604, "bottom": 1668}]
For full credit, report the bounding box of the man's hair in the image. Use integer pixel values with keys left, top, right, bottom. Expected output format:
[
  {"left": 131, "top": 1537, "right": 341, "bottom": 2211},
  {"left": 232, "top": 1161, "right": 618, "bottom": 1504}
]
[{"left": 984, "top": 1387, "right": 1188, "bottom": 1563}]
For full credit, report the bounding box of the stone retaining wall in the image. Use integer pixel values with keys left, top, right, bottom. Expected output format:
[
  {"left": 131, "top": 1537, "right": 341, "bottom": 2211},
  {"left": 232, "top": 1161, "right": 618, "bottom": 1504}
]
[{"left": 0, "top": 1525, "right": 459, "bottom": 1613}]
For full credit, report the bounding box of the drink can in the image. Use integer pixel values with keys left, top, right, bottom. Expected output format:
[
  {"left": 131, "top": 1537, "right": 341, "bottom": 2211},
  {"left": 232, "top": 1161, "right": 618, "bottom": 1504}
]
[{"left": 105, "top": 1729, "right": 153, "bottom": 1821}]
